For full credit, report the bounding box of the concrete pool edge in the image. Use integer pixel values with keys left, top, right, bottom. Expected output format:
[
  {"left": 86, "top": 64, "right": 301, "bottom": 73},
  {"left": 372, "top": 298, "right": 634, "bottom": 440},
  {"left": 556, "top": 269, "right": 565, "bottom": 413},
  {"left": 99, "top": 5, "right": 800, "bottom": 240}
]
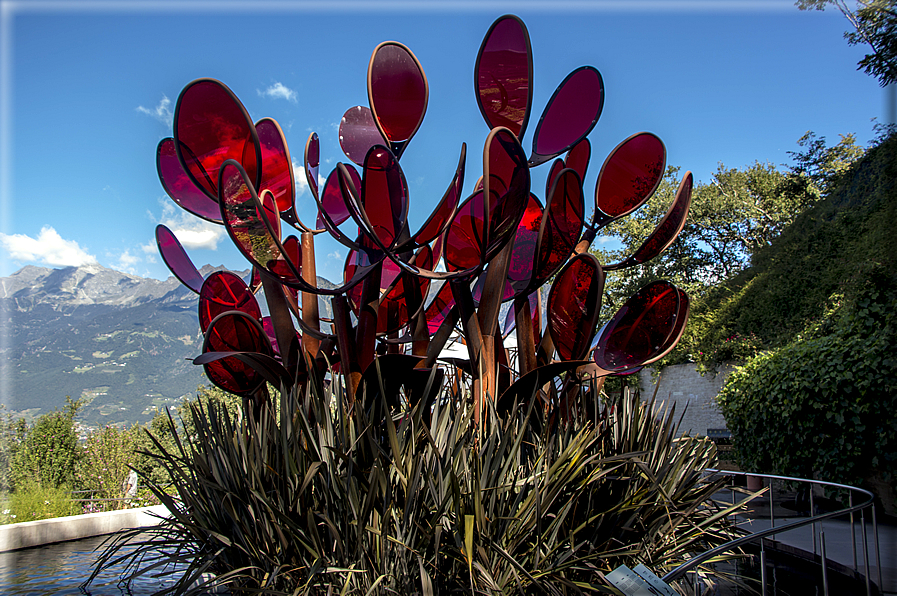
[{"left": 0, "top": 505, "right": 170, "bottom": 552}]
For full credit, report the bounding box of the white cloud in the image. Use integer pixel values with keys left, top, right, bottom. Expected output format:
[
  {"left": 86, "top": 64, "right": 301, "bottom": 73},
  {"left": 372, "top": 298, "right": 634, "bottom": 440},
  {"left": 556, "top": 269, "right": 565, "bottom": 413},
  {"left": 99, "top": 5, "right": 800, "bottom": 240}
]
[
  {"left": 157, "top": 200, "right": 226, "bottom": 250},
  {"left": 137, "top": 95, "right": 173, "bottom": 128},
  {"left": 0, "top": 226, "right": 98, "bottom": 268},
  {"left": 110, "top": 249, "right": 141, "bottom": 274},
  {"left": 291, "top": 160, "right": 327, "bottom": 199},
  {"left": 139, "top": 241, "right": 158, "bottom": 263},
  {"left": 328, "top": 250, "right": 342, "bottom": 261},
  {"left": 258, "top": 82, "right": 297, "bottom": 104}
]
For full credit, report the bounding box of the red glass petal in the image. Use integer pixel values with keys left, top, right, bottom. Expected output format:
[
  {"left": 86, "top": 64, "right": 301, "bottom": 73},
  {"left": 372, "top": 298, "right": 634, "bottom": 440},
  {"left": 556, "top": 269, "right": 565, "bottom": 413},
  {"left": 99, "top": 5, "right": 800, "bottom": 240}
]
[
  {"left": 339, "top": 106, "right": 386, "bottom": 167},
  {"left": 359, "top": 146, "right": 408, "bottom": 249},
  {"left": 219, "top": 161, "right": 302, "bottom": 285},
  {"left": 531, "top": 67, "right": 604, "bottom": 165},
  {"left": 155, "top": 224, "right": 204, "bottom": 294},
  {"left": 425, "top": 281, "right": 456, "bottom": 335},
  {"left": 594, "top": 132, "right": 666, "bottom": 224},
  {"left": 368, "top": 42, "right": 428, "bottom": 152},
  {"left": 305, "top": 132, "right": 320, "bottom": 200},
  {"left": 484, "top": 128, "right": 531, "bottom": 261},
  {"left": 444, "top": 191, "right": 486, "bottom": 272},
  {"left": 174, "top": 79, "right": 260, "bottom": 199},
  {"left": 202, "top": 311, "right": 273, "bottom": 395},
  {"left": 256, "top": 118, "right": 295, "bottom": 216},
  {"left": 533, "top": 168, "right": 585, "bottom": 285},
  {"left": 545, "top": 158, "right": 565, "bottom": 202},
  {"left": 507, "top": 193, "right": 543, "bottom": 296},
  {"left": 157, "top": 138, "right": 223, "bottom": 224},
  {"left": 198, "top": 270, "right": 261, "bottom": 333},
  {"left": 317, "top": 164, "right": 361, "bottom": 229},
  {"left": 565, "top": 138, "right": 591, "bottom": 183},
  {"left": 474, "top": 15, "right": 533, "bottom": 139},
  {"left": 606, "top": 171, "right": 692, "bottom": 270},
  {"left": 594, "top": 280, "right": 682, "bottom": 371},
  {"left": 379, "top": 247, "right": 433, "bottom": 334},
  {"left": 547, "top": 254, "right": 605, "bottom": 361}
]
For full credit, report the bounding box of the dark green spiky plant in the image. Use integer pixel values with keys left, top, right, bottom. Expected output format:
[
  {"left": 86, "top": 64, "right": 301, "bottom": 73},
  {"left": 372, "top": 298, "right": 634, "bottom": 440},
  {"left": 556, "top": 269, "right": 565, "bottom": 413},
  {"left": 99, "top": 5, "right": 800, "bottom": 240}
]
[{"left": 87, "top": 370, "right": 748, "bottom": 595}]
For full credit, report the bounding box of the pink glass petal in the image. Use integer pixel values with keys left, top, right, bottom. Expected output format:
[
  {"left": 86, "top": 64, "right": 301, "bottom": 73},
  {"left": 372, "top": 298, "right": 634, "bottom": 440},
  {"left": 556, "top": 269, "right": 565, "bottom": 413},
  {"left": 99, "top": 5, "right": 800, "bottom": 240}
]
[
  {"left": 256, "top": 118, "right": 295, "bottom": 216},
  {"left": 594, "top": 132, "right": 666, "bottom": 225},
  {"left": 202, "top": 311, "right": 273, "bottom": 395},
  {"left": 155, "top": 224, "right": 204, "bottom": 294},
  {"left": 545, "top": 158, "right": 565, "bottom": 202},
  {"left": 378, "top": 247, "right": 433, "bottom": 334},
  {"left": 174, "top": 79, "right": 260, "bottom": 199},
  {"left": 339, "top": 106, "right": 387, "bottom": 167},
  {"left": 594, "top": 281, "right": 682, "bottom": 372},
  {"left": 533, "top": 168, "right": 585, "bottom": 285},
  {"left": 444, "top": 191, "right": 486, "bottom": 272},
  {"left": 425, "top": 281, "right": 456, "bottom": 335},
  {"left": 507, "top": 193, "right": 543, "bottom": 296},
  {"left": 198, "top": 270, "right": 262, "bottom": 333},
  {"left": 606, "top": 171, "right": 692, "bottom": 270},
  {"left": 368, "top": 42, "right": 428, "bottom": 153},
  {"left": 474, "top": 15, "right": 533, "bottom": 139},
  {"left": 530, "top": 67, "right": 604, "bottom": 165},
  {"left": 157, "top": 138, "right": 223, "bottom": 224},
  {"left": 547, "top": 253, "right": 605, "bottom": 361}
]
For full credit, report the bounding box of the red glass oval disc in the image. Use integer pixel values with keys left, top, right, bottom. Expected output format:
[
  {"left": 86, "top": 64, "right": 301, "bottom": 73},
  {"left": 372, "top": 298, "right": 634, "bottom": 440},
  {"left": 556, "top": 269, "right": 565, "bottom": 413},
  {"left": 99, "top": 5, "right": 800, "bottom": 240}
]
[
  {"left": 531, "top": 67, "right": 604, "bottom": 165},
  {"left": 198, "top": 270, "right": 262, "bottom": 333},
  {"left": 474, "top": 15, "right": 533, "bottom": 139},
  {"left": 157, "top": 138, "right": 223, "bottom": 224},
  {"left": 256, "top": 118, "right": 295, "bottom": 216},
  {"left": 202, "top": 311, "right": 273, "bottom": 395},
  {"left": 155, "top": 224, "right": 204, "bottom": 294},
  {"left": 547, "top": 253, "right": 605, "bottom": 361},
  {"left": 594, "top": 132, "right": 666, "bottom": 224},
  {"left": 368, "top": 42, "right": 428, "bottom": 151},
  {"left": 339, "top": 106, "right": 387, "bottom": 167}
]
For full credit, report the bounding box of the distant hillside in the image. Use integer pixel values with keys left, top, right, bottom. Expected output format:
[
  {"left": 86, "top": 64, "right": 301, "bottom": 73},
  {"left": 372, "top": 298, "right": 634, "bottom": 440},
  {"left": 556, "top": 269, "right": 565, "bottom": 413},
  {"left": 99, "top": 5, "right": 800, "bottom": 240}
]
[{"left": 0, "top": 264, "right": 336, "bottom": 428}]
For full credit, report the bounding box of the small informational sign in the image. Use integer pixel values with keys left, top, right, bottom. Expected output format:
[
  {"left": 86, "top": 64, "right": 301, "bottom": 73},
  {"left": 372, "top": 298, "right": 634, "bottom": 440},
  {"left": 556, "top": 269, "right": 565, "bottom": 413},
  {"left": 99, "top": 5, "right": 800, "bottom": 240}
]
[{"left": 606, "top": 564, "right": 677, "bottom": 596}]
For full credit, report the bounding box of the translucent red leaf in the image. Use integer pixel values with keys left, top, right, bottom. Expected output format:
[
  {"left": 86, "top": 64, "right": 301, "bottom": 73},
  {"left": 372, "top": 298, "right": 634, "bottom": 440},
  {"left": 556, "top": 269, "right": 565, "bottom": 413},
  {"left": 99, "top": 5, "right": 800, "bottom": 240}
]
[
  {"left": 155, "top": 224, "right": 204, "bottom": 294},
  {"left": 530, "top": 67, "right": 604, "bottom": 166},
  {"left": 425, "top": 281, "right": 456, "bottom": 335},
  {"left": 174, "top": 79, "right": 260, "bottom": 199},
  {"left": 305, "top": 133, "right": 320, "bottom": 200},
  {"left": 358, "top": 146, "right": 408, "bottom": 249},
  {"left": 606, "top": 171, "right": 692, "bottom": 270},
  {"left": 547, "top": 254, "right": 605, "bottom": 361},
  {"left": 444, "top": 191, "right": 486, "bottom": 272},
  {"left": 256, "top": 118, "right": 295, "bottom": 217},
  {"left": 533, "top": 168, "right": 585, "bottom": 285},
  {"left": 316, "top": 164, "right": 361, "bottom": 229},
  {"left": 198, "top": 270, "right": 261, "bottom": 333},
  {"left": 594, "top": 132, "right": 665, "bottom": 225},
  {"left": 484, "top": 128, "right": 531, "bottom": 261},
  {"left": 202, "top": 311, "right": 273, "bottom": 395},
  {"left": 368, "top": 42, "right": 428, "bottom": 155},
  {"left": 506, "top": 193, "right": 543, "bottom": 296},
  {"left": 565, "top": 138, "right": 591, "bottom": 182},
  {"left": 545, "top": 158, "right": 565, "bottom": 202},
  {"left": 594, "top": 280, "right": 683, "bottom": 372},
  {"left": 157, "top": 138, "right": 222, "bottom": 224},
  {"left": 474, "top": 15, "right": 533, "bottom": 139},
  {"left": 339, "top": 106, "right": 387, "bottom": 167}
]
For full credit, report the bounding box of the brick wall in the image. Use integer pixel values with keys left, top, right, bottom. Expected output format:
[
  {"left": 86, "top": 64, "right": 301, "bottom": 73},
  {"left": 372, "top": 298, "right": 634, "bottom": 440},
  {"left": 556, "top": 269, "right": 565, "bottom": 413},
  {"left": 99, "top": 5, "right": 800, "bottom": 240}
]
[{"left": 637, "top": 363, "right": 735, "bottom": 437}]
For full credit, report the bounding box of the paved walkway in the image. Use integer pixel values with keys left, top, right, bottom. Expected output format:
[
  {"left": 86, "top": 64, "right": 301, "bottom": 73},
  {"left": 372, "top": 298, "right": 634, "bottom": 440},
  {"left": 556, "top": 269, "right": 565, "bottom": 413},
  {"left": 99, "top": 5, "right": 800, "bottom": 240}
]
[{"left": 734, "top": 515, "right": 896, "bottom": 594}]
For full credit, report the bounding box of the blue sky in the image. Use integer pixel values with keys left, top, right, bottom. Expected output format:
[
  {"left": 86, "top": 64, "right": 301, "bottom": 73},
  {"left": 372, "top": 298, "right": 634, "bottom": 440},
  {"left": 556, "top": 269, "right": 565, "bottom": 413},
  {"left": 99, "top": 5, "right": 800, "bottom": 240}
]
[{"left": 0, "top": 0, "right": 886, "bottom": 284}]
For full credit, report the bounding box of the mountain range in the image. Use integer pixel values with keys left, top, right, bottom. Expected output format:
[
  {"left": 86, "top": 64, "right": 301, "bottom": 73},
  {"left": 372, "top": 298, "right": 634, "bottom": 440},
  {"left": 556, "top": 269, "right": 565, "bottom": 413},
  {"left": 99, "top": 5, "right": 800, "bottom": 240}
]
[{"left": 0, "top": 264, "right": 334, "bottom": 429}]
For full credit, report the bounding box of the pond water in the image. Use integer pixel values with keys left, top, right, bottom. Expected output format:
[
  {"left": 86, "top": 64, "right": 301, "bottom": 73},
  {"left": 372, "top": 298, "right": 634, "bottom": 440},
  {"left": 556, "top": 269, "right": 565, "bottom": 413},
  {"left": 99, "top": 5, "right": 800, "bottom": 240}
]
[{"left": 0, "top": 534, "right": 176, "bottom": 595}]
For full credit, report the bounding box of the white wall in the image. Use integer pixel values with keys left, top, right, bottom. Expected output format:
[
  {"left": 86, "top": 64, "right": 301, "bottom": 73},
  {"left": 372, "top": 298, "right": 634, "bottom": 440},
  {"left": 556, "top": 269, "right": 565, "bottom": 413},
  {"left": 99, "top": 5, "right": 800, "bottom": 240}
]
[{"left": 638, "top": 363, "right": 735, "bottom": 437}]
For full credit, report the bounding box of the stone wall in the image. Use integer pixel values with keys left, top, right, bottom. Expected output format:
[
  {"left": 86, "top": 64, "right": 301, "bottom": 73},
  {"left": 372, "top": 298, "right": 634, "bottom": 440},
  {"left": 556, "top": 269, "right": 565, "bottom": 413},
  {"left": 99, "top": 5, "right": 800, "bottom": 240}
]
[{"left": 637, "top": 363, "right": 735, "bottom": 437}]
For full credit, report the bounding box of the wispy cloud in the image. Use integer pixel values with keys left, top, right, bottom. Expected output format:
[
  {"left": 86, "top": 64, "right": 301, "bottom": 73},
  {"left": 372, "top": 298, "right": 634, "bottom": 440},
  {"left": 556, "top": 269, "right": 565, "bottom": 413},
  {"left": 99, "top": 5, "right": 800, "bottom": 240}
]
[
  {"left": 155, "top": 200, "right": 226, "bottom": 251},
  {"left": 258, "top": 82, "right": 297, "bottom": 104},
  {"left": 137, "top": 95, "right": 173, "bottom": 128},
  {"left": 328, "top": 250, "right": 342, "bottom": 261},
  {"left": 140, "top": 241, "right": 158, "bottom": 264},
  {"left": 109, "top": 249, "right": 141, "bottom": 274},
  {"left": 0, "top": 226, "right": 98, "bottom": 268}
]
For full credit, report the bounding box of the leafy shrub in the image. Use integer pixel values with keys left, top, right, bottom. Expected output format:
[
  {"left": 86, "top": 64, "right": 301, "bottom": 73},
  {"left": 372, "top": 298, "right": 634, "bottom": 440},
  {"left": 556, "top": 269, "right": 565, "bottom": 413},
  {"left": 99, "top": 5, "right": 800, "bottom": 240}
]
[
  {"left": 75, "top": 424, "right": 139, "bottom": 511},
  {"left": 11, "top": 397, "right": 82, "bottom": 490},
  {"left": 1, "top": 480, "right": 81, "bottom": 524},
  {"left": 718, "top": 276, "right": 897, "bottom": 500}
]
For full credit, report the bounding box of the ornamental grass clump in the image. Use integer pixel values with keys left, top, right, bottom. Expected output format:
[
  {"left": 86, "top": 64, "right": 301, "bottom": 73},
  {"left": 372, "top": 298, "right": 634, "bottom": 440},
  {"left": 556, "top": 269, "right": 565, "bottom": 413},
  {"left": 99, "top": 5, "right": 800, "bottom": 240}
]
[{"left": 88, "top": 374, "right": 744, "bottom": 595}]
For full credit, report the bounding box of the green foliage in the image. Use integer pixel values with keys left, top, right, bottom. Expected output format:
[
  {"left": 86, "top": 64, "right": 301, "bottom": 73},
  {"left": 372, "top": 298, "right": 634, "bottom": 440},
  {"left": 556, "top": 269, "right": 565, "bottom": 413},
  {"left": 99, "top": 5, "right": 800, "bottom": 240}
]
[
  {"left": 91, "top": 371, "right": 744, "bottom": 595},
  {"left": 1, "top": 480, "right": 81, "bottom": 524},
  {"left": 0, "top": 407, "right": 26, "bottom": 493},
  {"left": 11, "top": 397, "right": 83, "bottom": 490},
  {"left": 75, "top": 424, "right": 139, "bottom": 511},
  {"left": 797, "top": 0, "right": 897, "bottom": 86},
  {"left": 717, "top": 275, "right": 897, "bottom": 494}
]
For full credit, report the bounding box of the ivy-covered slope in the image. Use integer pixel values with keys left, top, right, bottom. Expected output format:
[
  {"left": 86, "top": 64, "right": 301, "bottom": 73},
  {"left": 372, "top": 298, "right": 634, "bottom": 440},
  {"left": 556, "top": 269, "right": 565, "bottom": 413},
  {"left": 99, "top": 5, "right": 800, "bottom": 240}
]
[{"left": 676, "top": 132, "right": 897, "bottom": 363}]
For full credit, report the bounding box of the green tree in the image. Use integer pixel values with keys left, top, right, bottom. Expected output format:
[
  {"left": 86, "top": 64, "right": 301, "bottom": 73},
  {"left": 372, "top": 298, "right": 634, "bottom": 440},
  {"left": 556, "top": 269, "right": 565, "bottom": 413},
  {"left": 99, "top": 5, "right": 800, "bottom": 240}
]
[
  {"left": 11, "top": 397, "right": 83, "bottom": 489},
  {"left": 797, "top": 0, "right": 897, "bottom": 86},
  {"left": 75, "top": 424, "right": 139, "bottom": 510}
]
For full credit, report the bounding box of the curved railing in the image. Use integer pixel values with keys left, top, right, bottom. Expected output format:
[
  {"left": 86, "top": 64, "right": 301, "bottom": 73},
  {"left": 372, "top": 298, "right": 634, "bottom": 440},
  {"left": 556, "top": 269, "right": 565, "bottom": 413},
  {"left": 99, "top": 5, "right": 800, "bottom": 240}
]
[{"left": 662, "top": 469, "right": 883, "bottom": 595}]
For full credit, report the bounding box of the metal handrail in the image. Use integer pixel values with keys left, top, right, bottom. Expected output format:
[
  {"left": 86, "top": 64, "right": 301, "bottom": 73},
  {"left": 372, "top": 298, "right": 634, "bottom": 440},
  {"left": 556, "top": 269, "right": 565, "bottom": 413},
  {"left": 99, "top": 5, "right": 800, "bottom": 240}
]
[{"left": 662, "top": 469, "right": 876, "bottom": 585}]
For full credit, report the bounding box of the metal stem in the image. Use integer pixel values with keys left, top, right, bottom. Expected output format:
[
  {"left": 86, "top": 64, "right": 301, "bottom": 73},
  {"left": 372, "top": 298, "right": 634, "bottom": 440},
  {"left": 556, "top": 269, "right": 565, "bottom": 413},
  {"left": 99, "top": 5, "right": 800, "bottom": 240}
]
[
  {"left": 769, "top": 481, "right": 775, "bottom": 528},
  {"left": 811, "top": 488, "right": 817, "bottom": 554},
  {"left": 760, "top": 543, "right": 767, "bottom": 596},
  {"left": 851, "top": 493, "right": 858, "bottom": 571},
  {"left": 821, "top": 529, "right": 830, "bottom": 596},
  {"left": 873, "top": 506, "right": 883, "bottom": 594},
  {"left": 862, "top": 508, "right": 871, "bottom": 596}
]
